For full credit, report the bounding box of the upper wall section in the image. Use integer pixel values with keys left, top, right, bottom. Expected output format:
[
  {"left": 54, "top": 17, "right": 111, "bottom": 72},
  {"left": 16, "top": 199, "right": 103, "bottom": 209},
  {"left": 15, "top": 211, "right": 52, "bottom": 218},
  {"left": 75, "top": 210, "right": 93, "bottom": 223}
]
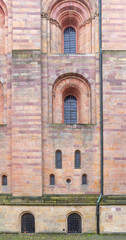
[
  {"left": 102, "top": 0, "right": 126, "bottom": 50},
  {"left": 41, "top": 0, "right": 99, "bottom": 54},
  {"left": 12, "top": 0, "right": 41, "bottom": 50}
]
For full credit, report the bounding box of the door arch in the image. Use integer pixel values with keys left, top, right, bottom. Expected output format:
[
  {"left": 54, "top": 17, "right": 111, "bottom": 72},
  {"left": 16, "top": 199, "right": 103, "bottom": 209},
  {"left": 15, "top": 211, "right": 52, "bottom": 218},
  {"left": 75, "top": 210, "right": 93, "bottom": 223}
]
[
  {"left": 21, "top": 213, "right": 35, "bottom": 233},
  {"left": 67, "top": 213, "right": 82, "bottom": 233}
]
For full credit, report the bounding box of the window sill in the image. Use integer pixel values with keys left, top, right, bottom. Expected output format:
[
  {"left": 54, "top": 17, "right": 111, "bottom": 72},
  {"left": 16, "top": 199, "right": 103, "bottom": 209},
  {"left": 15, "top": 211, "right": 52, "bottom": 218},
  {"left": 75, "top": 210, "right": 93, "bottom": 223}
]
[
  {"left": 51, "top": 123, "right": 96, "bottom": 129},
  {"left": 48, "top": 185, "right": 56, "bottom": 188}
]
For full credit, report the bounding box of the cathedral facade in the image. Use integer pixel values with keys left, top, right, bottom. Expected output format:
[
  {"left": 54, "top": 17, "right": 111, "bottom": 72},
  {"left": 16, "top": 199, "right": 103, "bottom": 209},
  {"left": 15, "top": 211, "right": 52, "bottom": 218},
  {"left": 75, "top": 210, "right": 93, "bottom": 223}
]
[{"left": 0, "top": 0, "right": 126, "bottom": 234}]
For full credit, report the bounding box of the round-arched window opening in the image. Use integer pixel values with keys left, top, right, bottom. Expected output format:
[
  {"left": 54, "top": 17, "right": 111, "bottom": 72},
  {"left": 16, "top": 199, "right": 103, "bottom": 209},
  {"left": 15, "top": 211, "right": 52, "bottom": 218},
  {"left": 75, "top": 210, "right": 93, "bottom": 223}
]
[
  {"left": 68, "top": 213, "right": 82, "bottom": 233},
  {"left": 2, "top": 175, "right": 7, "bottom": 186},
  {"left": 64, "top": 95, "right": 77, "bottom": 124},
  {"left": 66, "top": 178, "right": 71, "bottom": 184},
  {"left": 64, "top": 27, "right": 76, "bottom": 54},
  {"left": 21, "top": 213, "right": 35, "bottom": 233}
]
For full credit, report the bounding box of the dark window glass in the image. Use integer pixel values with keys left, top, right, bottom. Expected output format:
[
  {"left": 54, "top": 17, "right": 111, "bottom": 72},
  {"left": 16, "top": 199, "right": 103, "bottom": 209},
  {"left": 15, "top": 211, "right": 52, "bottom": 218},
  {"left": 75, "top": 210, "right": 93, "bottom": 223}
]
[
  {"left": 21, "top": 213, "right": 35, "bottom": 233},
  {"left": 68, "top": 213, "right": 81, "bottom": 233},
  {"left": 64, "top": 95, "right": 77, "bottom": 124},
  {"left": 75, "top": 150, "right": 81, "bottom": 168},
  {"left": 50, "top": 174, "right": 55, "bottom": 185},
  {"left": 55, "top": 150, "right": 62, "bottom": 168},
  {"left": 64, "top": 27, "right": 76, "bottom": 54},
  {"left": 82, "top": 174, "right": 87, "bottom": 185},
  {"left": 2, "top": 175, "right": 7, "bottom": 186}
]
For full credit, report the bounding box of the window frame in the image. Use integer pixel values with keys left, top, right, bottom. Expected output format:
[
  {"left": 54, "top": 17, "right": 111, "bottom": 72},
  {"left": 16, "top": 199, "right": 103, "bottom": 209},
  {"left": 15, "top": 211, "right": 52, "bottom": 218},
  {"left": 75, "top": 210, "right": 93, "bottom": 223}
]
[
  {"left": 2, "top": 175, "right": 7, "bottom": 186},
  {"left": 64, "top": 95, "right": 77, "bottom": 124},
  {"left": 82, "top": 174, "right": 87, "bottom": 185},
  {"left": 55, "top": 150, "right": 62, "bottom": 169},
  {"left": 62, "top": 25, "right": 78, "bottom": 54},
  {"left": 75, "top": 150, "right": 81, "bottom": 169},
  {"left": 50, "top": 174, "right": 55, "bottom": 185},
  {"left": 63, "top": 26, "right": 76, "bottom": 54}
]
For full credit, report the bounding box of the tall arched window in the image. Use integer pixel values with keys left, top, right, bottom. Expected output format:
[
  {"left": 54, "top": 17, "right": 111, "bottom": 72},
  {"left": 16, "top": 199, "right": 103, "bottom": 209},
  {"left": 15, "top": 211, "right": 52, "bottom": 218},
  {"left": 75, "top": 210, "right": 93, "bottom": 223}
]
[
  {"left": 82, "top": 174, "right": 87, "bottom": 185},
  {"left": 2, "top": 175, "right": 7, "bottom": 186},
  {"left": 75, "top": 150, "right": 81, "bottom": 168},
  {"left": 64, "top": 95, "right": 77, "bottom": 124},
  {"left": 21, "top": 213, "right": 35, "bottom": 233},
  {"left": 55, "top": 150, "right": 62, "bottom": 169},
  {"left": 64, "top": 27, "right": 76, "bottom": 54},
  {"left": 50, "top": 174, "right": 55, "bottom": 185}
]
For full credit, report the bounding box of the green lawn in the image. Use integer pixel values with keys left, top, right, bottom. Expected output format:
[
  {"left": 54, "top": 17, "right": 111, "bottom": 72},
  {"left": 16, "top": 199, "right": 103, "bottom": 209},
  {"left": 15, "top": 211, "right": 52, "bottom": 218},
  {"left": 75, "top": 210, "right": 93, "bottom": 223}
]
[{"left": 0, "top": 234, "right": 125, "bottom": 240}]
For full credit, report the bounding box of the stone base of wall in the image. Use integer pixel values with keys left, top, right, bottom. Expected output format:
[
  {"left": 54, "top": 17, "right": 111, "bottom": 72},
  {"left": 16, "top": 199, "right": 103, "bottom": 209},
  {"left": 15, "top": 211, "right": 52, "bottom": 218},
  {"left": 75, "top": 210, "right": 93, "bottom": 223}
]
[
  {"left": 100, "top": 205, "right": 126, "bottom": 233},
  {"left": 0, "top": 195, "right": 126, "bottom": 233},
  {"left": 0, "top": 205, "right": 96, "bottom": 233}
]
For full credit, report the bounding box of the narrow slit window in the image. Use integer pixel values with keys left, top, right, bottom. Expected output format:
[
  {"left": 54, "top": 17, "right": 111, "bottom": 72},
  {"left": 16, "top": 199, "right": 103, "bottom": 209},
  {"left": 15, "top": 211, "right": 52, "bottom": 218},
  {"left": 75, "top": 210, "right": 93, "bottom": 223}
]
[
  {"left": 75, "top": 150, "right": 81, "bottom": 168},
  {"left": 50, "top": 174, "right": 55, "bottom": 185},
  {"left": 82, "top": 174, "right": 87, "bottom": 185},
  {"left": 55, "top": 150, "right": 62, "bottom": 169},
  {"left": 64, "top": 27, "right": 76, "bottom": 54},
  {"left": 64, "top": 95, "right": 77, "bottom": 124},
  {"left": 2, "top": 175, "right": 7, "bottom": 186}
]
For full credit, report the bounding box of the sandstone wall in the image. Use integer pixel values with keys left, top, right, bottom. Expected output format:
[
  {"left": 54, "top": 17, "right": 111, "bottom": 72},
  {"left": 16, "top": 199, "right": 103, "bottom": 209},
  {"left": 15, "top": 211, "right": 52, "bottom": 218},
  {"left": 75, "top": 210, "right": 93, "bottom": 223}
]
[{"left": 0, "top": 205, "right": 96, "bottom": 233}]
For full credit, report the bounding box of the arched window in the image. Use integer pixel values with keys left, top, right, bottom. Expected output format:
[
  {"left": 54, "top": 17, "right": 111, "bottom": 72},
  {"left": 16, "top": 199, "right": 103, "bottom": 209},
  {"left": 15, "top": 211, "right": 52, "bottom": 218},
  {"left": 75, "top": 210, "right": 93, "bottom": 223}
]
[
  {"left": 75, "top": 150, "right": 81, "bottom": 168},
  {"left": 82, "top": 174, "right": 87, "bottom": 185},
  {"left": 64, "top": 95, "right": 77, "bottom": 124},
  {"left": 68, "top": 213, "right": 81, "bottom": 233},
  {"left": 21, "top": 213, "right": 35, "bottom": 233},
  {"left": 2, "top": 175, "right": 7, "bottom": 186},
  {"left": 50, "top": 174, "right": 55, "bottom": 185},
  {"left": 64, "top": 27, "right": 76, "bottom": 54},
  {"left": 55, "top": 150, "right": 62, "bottom": 169}
]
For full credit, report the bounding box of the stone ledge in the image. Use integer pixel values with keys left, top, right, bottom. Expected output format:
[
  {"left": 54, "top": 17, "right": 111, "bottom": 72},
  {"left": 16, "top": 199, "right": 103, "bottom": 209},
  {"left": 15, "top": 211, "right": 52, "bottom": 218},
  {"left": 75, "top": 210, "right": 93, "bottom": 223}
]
[
  {"left": 0, "top": 194, "right": 99, "bottom": 206},
  {"left": 0, "top": 194, "right": 125, "bottom": 206},
  {"left": 101, "top": 195, "right": 126, "bottom": 205},
  {"left": 50, "top": 123, "right": 96, "bottom": 129}
]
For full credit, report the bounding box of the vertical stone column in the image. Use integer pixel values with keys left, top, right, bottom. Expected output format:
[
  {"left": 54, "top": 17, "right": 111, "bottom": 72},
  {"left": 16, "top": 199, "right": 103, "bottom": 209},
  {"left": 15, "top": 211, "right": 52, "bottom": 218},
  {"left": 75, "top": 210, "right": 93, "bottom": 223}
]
[
  {"left": 47, "top": 18, "right": 51, "bottom": 54},
  {"left": 95, "top": 14, "right": 99, "bottom": 53},
  {"left": 84, "top": 19, "right": 92, "bottom": 53},
  {"left": 51, "top": 21, "right": 58, "bottom": 54},
  {"left": 92, "top": 17, "right": 95, "bottom": 53},
  {"left": 41, "top": 13, "right": 47, "bottom": 53},
  {"left": 57, "top": 25, "right": 61, "bottom": 53},
  {"left": 78, "top": 25, "right": 85, "bottom": 53}
]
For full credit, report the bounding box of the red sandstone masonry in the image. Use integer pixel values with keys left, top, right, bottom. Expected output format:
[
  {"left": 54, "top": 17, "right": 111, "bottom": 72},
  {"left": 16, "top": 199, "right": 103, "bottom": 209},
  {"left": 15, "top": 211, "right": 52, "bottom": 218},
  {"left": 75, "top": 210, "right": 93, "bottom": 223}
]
[
  {"left": 103, "top": 51, "right": 126, "bottom": 194},
  {"left": 12, "top": 0, "right": 41, "bottom": 50},
  {"left": 11, "top": 51, "right": 42, "bottom": 196},
  {"left": 102, "top": 0, "right": 126, "bottom": 50},
  {"left": 42, "top": 54, "right": 101, "bottom": 194}
]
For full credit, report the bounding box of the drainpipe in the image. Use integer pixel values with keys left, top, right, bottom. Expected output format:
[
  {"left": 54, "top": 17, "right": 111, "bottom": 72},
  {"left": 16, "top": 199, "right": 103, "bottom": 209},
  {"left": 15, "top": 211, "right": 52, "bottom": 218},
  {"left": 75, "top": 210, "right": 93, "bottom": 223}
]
[
  {"left": 96, "top": 0, "right": 103, "bottom": 234},
  {"left": 96, "top": 193, "right": 102, "bottom": 234}
]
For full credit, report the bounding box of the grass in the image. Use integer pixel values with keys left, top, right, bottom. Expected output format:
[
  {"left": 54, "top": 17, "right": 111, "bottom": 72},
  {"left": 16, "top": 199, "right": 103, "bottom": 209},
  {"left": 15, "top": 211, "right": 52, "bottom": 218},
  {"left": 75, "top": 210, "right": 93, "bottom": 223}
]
[{"left": 0, "top": 234, "right": 125, "bottom": 240}]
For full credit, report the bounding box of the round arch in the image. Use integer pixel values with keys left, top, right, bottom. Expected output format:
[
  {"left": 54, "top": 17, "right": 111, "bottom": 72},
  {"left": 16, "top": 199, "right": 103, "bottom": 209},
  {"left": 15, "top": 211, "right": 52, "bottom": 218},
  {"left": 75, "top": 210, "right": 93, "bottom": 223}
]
[
  {"left": 67, "top": 212, "right": 82, "bottom": 233},
  {"left": 20, "top": 212, "right": 35, "bottom": 233},
  {"left": 52, "top": 73, "right": 91, "bottom": 124}
]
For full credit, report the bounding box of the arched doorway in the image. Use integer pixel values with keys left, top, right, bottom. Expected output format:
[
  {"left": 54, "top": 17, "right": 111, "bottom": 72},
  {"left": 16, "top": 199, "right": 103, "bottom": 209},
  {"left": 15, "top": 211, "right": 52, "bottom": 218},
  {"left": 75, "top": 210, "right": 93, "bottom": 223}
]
[
  {"left": 68, "top": 213, "right": 81, "bottom": 233},
  {"left": 21, "top": 213, "right": 35, "bottom": 233}
]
